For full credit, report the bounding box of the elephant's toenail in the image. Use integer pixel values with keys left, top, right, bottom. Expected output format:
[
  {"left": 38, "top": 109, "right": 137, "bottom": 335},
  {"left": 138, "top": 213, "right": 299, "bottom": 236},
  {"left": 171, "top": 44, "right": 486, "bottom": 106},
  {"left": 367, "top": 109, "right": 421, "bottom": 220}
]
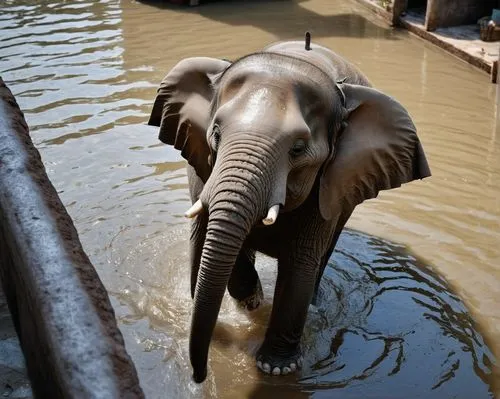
[
  {"left": 290, "top": 363, "right": 297, "bottom": 371},
  {"left": 282, "top": 367, "right": 291, "bottom": 375},
  {"left": 257, "top": 361, "right": 262, "bottom": 370},
  {"left": 263, "top": 363, "right": 271, "bottom": 373},
  {"left": 272, "top": 367, "right": 280, "bottom": 375},
  {"left": 297, "top": 357, "right": 303, "bottom": 368}
]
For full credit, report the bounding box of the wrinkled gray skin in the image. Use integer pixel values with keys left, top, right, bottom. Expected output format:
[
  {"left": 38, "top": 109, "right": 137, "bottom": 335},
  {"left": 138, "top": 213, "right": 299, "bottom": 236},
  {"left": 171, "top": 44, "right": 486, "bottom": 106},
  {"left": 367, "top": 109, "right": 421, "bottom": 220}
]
[{"left": 148, "top": 41, "right": 431, "bottom": 383}]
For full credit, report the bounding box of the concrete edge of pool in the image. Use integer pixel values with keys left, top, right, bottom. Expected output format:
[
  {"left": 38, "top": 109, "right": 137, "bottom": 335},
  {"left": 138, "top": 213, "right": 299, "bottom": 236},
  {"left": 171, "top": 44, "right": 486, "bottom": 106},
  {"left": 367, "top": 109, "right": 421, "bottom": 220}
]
[
  {"left": 0, "top": 78, "right": 144, "bottom": 398},
  {"left": 353, "top": 0, "right": 500, "bottom": 83}
]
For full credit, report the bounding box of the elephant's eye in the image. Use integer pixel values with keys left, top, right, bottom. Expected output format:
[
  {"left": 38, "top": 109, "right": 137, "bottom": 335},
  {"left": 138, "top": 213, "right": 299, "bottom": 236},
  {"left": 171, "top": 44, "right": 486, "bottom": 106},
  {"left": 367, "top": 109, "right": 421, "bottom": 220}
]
[
  {"left": 212, "top": 126, "right": 221, "bottom": 151},
  {"left": 290, "top": 139, "right": 306, "bottom": 157}
]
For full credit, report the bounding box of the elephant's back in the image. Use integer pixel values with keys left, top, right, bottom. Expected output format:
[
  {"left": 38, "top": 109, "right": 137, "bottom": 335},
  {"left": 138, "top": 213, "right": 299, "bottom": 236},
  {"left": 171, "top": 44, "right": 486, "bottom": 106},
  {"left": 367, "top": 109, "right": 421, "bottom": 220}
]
[{"left": 263, "top": 41, "right": 371, "bottom": 87}]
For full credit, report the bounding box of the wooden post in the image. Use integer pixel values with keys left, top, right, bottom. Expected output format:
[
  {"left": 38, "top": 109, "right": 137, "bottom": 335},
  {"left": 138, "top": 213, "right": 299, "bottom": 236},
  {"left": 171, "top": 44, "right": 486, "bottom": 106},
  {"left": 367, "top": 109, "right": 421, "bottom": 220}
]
[
  {"left": 492, "top": 59, "right": 498, "bottom": 84},
  {"left": 425, "top": 0, "right": 439, "bottom": 31},
  {"left": 392, "top": 0, "right": 408, "bottom": 26},
  {"left": 497, "top": 45, "right": 500, "bottom": 84}
]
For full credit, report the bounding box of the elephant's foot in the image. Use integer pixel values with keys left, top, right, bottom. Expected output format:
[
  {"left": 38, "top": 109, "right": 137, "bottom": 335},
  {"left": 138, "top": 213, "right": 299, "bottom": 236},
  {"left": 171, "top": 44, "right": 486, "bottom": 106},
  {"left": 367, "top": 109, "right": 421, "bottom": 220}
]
[
  {"left": 256, "top": 346, "right": 303, "bottom": 376},
  {"left": 233, "top": 279, "right": 263, "bottom": 311}
]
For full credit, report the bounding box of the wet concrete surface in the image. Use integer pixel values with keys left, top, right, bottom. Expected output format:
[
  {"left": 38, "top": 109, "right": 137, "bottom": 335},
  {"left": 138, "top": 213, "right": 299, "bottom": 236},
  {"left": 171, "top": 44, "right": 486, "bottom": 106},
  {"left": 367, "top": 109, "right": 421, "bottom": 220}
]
[{"left": 402, "top": 10, "right": 499, "bottom": 77}]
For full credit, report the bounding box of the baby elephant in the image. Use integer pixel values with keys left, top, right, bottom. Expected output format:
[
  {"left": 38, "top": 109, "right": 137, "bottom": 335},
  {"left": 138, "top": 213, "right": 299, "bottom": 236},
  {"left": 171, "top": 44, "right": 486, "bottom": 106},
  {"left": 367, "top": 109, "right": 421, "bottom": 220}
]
[{"left": 148, "top": 39, "right": 430, "bottom": 383}]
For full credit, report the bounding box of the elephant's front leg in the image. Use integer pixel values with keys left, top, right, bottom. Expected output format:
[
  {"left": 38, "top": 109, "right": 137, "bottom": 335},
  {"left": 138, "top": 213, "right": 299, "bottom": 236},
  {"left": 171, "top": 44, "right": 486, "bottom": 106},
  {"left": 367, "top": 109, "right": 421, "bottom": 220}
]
[
  {"left": 228, "top": 247, "right": 263, "bottom": 311},
  {"left": 256, "top": 248, "right": 319, "bottom": 375}
]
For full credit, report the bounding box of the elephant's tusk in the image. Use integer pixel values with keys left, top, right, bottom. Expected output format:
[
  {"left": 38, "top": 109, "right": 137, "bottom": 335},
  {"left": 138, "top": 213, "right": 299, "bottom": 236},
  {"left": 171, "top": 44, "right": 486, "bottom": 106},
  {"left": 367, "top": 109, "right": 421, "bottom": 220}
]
[
  {"left": 262, "top": 204, "right": 280, "bottom": 226},
  {"left": 185, "top": 199, "right": 203, "bottom": 218}
]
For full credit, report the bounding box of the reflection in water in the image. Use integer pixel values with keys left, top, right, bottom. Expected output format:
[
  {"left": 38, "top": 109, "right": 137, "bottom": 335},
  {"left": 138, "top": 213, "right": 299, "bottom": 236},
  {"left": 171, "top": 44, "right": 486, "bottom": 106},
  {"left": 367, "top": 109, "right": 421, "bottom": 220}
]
[
  {"left": 1, "top": 0, "right": 499, "bottom": 397},
  {"left": 139, "top": 0, "right": 396, "bottom": 40}
]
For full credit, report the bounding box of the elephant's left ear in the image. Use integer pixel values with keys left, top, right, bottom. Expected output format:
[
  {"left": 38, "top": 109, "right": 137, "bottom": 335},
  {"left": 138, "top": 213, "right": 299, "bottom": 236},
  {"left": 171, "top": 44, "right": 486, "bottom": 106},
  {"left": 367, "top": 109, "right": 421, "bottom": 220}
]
[
  {"left": 148, "top": 57, "right": 231, "bottom": 183},
  {"left": 319, "top": 83, "right": 431, "bottom": 221}
]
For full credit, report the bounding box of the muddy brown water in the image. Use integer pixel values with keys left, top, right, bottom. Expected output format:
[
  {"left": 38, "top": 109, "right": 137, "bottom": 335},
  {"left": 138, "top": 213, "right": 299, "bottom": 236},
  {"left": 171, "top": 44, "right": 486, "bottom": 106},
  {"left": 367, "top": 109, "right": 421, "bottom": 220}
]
[{"left": 1, "top": 0, "right": 499, "bottom": 398}]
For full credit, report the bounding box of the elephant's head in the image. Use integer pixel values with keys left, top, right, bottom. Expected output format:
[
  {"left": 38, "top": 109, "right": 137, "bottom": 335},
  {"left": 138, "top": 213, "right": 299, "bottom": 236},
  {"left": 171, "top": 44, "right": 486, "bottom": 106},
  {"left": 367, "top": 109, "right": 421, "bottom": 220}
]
[{"left": 148, "top": 43, "right": 430, "bottom": 382}]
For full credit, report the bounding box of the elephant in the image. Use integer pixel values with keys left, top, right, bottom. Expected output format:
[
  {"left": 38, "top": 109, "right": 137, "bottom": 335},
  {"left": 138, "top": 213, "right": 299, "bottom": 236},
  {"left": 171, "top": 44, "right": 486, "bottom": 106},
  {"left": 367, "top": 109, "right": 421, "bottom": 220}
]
[{"left": 148, "top": 38, "right": 431, "bottom": 383}]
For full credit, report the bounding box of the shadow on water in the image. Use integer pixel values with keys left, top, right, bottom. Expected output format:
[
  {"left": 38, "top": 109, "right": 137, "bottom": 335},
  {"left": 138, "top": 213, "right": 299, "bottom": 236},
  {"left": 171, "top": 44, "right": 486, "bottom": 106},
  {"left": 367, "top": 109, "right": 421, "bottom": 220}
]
[
  {"left": 137, "top": 0, "right": 398, "bottom": 41},
  {"left": 243, "top": 229, "right": 496, "bottom": 398},
  {"left": 216, "top": 229, "right": 494, "bottom": 399},
  {"left": 115, "top": 228, "right": 496, "bottom": 399}
]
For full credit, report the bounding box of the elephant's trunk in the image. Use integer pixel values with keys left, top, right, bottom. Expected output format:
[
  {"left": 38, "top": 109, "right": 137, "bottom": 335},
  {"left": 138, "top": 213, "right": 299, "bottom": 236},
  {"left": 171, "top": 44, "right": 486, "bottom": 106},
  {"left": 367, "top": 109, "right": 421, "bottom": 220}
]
[
  {"left": 190, "top": 206, "right": 249, "bottom": 383},
  {"left": 189, "top": 136, "right": 281, "bottom": 382}
]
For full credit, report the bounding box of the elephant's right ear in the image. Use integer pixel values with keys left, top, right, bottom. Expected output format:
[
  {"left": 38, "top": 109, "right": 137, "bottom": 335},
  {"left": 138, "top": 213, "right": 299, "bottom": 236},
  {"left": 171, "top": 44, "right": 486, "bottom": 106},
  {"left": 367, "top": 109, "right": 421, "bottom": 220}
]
[{"left": 148, "top": 57, "right": 230, "bottom": 182}]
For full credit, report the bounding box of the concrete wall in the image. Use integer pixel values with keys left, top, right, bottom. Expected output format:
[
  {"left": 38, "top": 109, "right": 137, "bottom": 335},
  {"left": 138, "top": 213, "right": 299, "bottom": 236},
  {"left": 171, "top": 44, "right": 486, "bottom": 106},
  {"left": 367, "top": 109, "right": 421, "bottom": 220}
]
[
  {"left": 0, "top": 78, "right": 144, "bottom": 398},
  {"left": 392, "top": 0, "right": 499, "bottom": 31},
  {"left": 426, "top": 0, "right": 498, "bottom": 31}
]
